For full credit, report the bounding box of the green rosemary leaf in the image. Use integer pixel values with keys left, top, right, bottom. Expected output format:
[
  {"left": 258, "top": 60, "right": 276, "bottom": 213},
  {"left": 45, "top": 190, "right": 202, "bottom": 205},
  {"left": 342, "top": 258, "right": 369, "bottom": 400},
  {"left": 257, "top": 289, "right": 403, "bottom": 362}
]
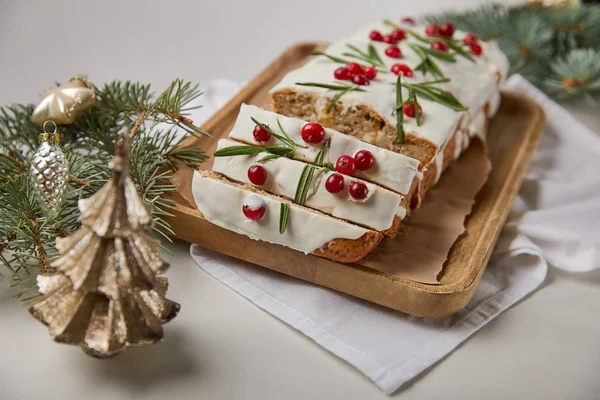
[
  {"left": 257, "top": 153, "right": 281, "bottom": 163},
  {"left": 441, "top": 38, "right": 476, "bottom": 62},
  {"left": 276, "top": 119, "right": 294, "bottom": 144},
  {"left": 250, "top": 117, "right": 295, "bottom": 148},
  {"left": 405, "top": 28, "right": 433, "bottom": 44},
  {"left": 263, "top": 146, "right": 295, "bottom": 156},
  {"left": 295, "top": 82, "right": 367, "bottom": 92},
  {"left": 294, "top": 165, "right": 316, "bottom": 205},
  {"left": 213, "top": 145, "right": 266, "bottom": 157},
  {"left": 345, "top": 43, "right": 385, "bottom": 68},
  {"left": 420, "top": 45, "right": 457, "bottom": 62},
  {"left": 420, "top": 78, "right": 452, "bottom": 85},
  {"left": 314, "top": 141, "right": 329, "bottom": 166},
  {"left": 410, "top": 85, "right": 468, "bottom": 111},
  {"left": 310, "top": 51, "right": 349, "bottom": 64},
  {"left": 395, "top": 74, "right": 405, "bottom": 144},
  {"left": 383, "top": 19, "right": 401, "bottom": 29},
  {"left": 413, "top": 91, "right": 422, "bottom": 127},
  {"left": 324, "top": 162, "right": 335, "bottom": 171},
  {"left": 368, "top": 44, "right": 385, "bottom": 68},
  {"left": 327, "top": 86, "right": 351, "bottom": 112},
  {"left": 279, "top": 203, "right": 290, "bottom": 234}
]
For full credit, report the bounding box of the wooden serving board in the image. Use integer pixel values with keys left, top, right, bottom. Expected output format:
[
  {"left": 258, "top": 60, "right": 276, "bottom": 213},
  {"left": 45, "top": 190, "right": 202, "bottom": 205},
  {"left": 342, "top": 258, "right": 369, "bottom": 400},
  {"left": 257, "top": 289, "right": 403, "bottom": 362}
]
[{"left": 166, "top": 43, "right": 545, "bottom": 318}]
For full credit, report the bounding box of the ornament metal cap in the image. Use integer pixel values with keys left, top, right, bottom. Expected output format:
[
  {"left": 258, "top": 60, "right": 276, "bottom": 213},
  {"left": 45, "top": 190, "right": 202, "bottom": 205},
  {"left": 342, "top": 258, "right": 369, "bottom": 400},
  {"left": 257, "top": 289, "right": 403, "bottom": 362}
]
[{"left": 39, "top": 120, "right": 61, "bottom": 143}]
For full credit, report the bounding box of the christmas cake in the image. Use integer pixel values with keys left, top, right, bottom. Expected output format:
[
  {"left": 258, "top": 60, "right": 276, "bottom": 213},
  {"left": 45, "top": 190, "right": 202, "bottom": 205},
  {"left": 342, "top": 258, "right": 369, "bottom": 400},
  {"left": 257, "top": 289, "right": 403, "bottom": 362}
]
[{"left": 192, "top": 19, "right": 508, "bottom": 263}]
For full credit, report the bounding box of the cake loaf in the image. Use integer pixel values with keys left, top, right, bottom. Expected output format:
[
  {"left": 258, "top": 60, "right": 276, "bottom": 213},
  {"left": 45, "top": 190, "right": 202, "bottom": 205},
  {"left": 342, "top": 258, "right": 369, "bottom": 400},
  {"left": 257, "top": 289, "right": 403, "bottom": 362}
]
[{"left": 270, "top": 19, "right": 508, "bottom": 204}]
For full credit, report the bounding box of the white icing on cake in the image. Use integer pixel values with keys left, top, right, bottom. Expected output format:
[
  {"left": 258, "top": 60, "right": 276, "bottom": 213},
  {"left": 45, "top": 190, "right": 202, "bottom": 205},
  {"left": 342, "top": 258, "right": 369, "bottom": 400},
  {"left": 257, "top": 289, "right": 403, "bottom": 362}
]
[
  {"left": 270, "top": 20, "right": 508, "bottom": 149},
  {"left": 192, "top": 172, "right": 368, "bottom": 254},
  {"left": 213, "top": 138, "right": 404, "bottom": 231},
  {"left": 229, "top": 104, "right": 419, "bottom": 195}
]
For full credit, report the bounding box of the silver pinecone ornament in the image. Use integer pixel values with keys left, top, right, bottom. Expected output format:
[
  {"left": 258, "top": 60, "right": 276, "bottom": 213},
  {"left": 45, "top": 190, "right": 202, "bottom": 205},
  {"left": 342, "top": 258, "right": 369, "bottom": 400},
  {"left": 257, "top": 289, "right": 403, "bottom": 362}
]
[{"left": 30, "top": 121, "right": 69, "bottom": 215}]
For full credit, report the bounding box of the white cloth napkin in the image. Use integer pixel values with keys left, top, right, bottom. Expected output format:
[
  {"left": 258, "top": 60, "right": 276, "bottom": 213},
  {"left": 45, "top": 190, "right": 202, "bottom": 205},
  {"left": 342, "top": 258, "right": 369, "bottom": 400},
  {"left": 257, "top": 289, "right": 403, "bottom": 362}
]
[{"left": 188, "top": 75, "right": 600, "bottom": 395}]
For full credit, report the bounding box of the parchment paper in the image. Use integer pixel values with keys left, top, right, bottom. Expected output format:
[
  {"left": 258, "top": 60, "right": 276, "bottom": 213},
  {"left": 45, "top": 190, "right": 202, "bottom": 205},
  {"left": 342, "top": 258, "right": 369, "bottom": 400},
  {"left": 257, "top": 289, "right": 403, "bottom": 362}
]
[
  {"left": 358, "top": 139, "right": 490, "bottom": 284},
  {"left": 174, "top": 138, "right": 490, "bottom": 285}
]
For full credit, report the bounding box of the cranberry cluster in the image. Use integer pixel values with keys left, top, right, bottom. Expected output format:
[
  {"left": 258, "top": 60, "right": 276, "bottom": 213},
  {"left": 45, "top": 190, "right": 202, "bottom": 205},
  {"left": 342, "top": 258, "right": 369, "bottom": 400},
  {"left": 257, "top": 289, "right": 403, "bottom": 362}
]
[
  {"left": 462, "top": 33, "right": 483, "bottom": 56},
  {"left": 425, "top": 22, "right": 483, "bottom": 56},
  {"left": 334, "top": 62, "right": 377, "bottom": 86},
  {"left": 326, "top": 150, "right": 375, "bottom": 199},
  {"left": 369, "top": 27, "right": 406, "bottom": 60},
  {"left": 390, "top": 63, "right": 413, "bottom": 77}
]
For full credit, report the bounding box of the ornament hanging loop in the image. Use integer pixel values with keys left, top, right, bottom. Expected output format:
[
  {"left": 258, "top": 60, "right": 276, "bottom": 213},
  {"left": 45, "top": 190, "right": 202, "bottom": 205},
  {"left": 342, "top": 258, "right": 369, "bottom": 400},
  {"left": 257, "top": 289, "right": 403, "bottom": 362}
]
[{"left": 39, "top": 120, "right": 61, "bottom": 144}]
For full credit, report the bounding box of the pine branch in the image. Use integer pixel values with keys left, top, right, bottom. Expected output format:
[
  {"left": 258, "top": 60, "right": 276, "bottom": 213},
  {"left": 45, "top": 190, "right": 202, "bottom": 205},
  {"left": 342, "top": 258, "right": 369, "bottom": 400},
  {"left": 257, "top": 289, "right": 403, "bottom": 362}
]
[{"left": 0, "top": 78, "right": 211, "bottom": 297}]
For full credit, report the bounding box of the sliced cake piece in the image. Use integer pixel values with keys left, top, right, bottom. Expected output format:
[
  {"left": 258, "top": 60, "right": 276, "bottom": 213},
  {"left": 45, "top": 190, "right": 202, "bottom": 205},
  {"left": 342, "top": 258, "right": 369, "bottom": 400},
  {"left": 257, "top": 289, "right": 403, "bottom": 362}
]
[
  {"left": 213, "top": 138, "right": 406, "bottom": 235},
  {"left": 228, "top": 104, "right": 419, "bottom": 197},
  {"left": 192, "top": 170, "right": 383, "bottom": 263}
]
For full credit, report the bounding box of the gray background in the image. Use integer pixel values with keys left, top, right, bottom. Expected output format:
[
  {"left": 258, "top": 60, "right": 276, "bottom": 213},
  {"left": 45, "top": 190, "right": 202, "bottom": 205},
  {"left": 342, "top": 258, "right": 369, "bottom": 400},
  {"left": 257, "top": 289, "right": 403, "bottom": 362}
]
[{"left": 1, "top": 0, "right": 600, "bottom": 399}]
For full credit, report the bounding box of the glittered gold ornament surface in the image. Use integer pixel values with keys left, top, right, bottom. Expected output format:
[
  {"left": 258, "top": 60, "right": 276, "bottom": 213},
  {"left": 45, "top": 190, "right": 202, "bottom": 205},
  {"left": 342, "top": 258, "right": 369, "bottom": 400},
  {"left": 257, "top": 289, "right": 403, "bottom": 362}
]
[
  {"left": 32, "top": 76, "right": 96, "bottom": 126},
  {"left": 29, "top": 133, "right": 179, "bottom": 358},
  {"left": 29, "top": 121, "right": 69, "bottom": 215}
]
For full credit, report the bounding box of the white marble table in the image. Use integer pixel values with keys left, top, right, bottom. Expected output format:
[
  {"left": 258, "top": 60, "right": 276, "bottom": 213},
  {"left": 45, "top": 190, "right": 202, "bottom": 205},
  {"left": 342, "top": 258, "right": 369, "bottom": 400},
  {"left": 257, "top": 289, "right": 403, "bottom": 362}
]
[{"left": 1, "top": 1, "right": 599, "bottom": 399}]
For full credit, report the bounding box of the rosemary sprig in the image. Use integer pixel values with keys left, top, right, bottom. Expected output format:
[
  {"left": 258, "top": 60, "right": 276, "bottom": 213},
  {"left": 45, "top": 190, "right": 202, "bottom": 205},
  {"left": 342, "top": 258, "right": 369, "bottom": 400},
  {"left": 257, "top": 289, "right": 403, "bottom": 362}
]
[
  {"left": 310, "top": 51, "right": 350, "bottom": 64},
  {"left": 393, "top": 81, "right": 467, "bottom": 112},
  {"left": 257, "top": 153, "right": 281, "bottom": 163},
  {"left": 213, "top": 144, "right": 293, "bottom": 158},
  {"left": 279, "top": 203, "right": 290, "bottom": 234},
  {"left": 294, "top": 165, "right": 316, "bottom": 205},
  {"left": 383, "top": 19, "right": 475, "bottom": 63},
  {"left": 314, "top": 141, "right": 328, "bottom": 166},
  {"left": 408, "top": 43, "right": 447, "bottom": 79},
  {"left": 395, "top": 74, "right": 404, "bottom": 143},
  {"left": 295, "top": 82, "right": 366, "bottom": 112},
  {"left": 419, "top": 45, "right": 457, "bottom": 62},
  {"left": 213, "top": 145, "right": 268, "bottom": 157},
  {"left": 276, "top": 119, "right": 294, "bottom": 144},
  {"left": 343, "top": 44, "right": 386, "bottom": 68},
  {"left": 251, "top": 117, "right": 296, "bottom": 149}
]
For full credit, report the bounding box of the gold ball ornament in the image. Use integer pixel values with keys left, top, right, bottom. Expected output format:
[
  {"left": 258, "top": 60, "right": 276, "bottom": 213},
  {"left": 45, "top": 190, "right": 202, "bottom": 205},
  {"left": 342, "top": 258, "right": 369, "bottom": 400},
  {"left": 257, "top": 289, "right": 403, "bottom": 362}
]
[{"left": 31, "top": 76, "right": 96, "bottom": 126}]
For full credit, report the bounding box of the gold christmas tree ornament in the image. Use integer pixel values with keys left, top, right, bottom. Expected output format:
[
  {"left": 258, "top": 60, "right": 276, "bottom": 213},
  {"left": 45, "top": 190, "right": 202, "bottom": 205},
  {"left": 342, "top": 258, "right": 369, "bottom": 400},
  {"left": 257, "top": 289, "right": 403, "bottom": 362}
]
[
  {"left": 30, "top": 121, "right": 69, "bottom": 215},
  {"left": 31, "top": 76, "right": 96, "bottom": 126},
  {"left": 29, "top": 133, "right": 180, "bottom": 358}
]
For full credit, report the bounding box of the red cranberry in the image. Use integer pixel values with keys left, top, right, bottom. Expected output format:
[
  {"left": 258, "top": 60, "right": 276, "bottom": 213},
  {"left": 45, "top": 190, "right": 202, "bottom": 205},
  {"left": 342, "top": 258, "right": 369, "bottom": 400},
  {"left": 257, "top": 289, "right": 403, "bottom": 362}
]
[
  {"left": 349, "top": 181, "right": 369, "bottom": 200},
  {"left": 425, "top": 23, "right": 440, "bottom": 36},
  {"left": 390, "top": 63, "right": 413, "bottom": 77},
  {"left": 352, "top": 74, "right": 370, "bottom": 86},
  {"left": 253, "top": 124, "right": 271, "bottom": 143},
  {"left": 469, "top": 43, "right": 483, "bottom": 56},
  {"left": 354, "top": 150, "right": 374, "bottom": 171},
  {"left": 247, "top": 165, "right": 267, "bottom": 185},
  {"left": 363, "top": 66, "right": 377, "bottom": 80},
  {"left": 369, "top": 30, "right": 384, "bottom": 41},
  {"left": 242, "top": 195, "right": 266, "bottom": 220},
  {"left": 431, "top": 41, "right": 449, "bottom": 52},
  {"left": 384, "top": 45, "right": 402, "bottom": 59},
  {"left": 345, "top": 62, "right": 364, "bottom": 75},
  {"left": 336, "top": 155, "right": 355, "bottom": 175},
  {"left": 334, "top": 67, "right": 351, "bottom": 80},
  {"left": 463, "top": 33, "right": 478, "bottom": 45},
  {"left": 401, "top": 17, "right": 416, "bottom": 26},
  {"left": 325, "top": 173, "right": 345, "bottom": 194},
  {"left": 403, "top": 101, "right": 422, "bottom": 118},
  {"left": 301, "top": 122, "right": 325, "bottom": 144},
  {"left": 438, "top": 22, "right": 455, "bottom": 38},
  {"left": 382, "top": 34, "right": 397, "bottom": 44},
  {"left": 391, "top": 29, "right": 407, "bottom": 42}
]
